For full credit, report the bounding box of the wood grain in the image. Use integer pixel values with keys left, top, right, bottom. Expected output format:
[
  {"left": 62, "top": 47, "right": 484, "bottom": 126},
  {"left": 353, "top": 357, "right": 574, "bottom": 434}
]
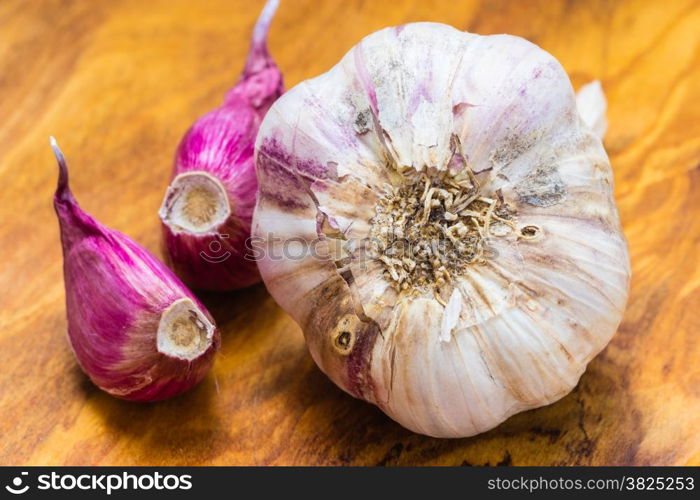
[{"left": 0, "top": 0, "right": 698, "bottom": 465}]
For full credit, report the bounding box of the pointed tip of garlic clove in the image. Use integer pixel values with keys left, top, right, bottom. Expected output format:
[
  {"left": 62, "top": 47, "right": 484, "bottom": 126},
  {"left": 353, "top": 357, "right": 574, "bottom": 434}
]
[
  {"left": 244, "top": 0, "right": 280, "bottom": 76},
  {"left": 576, "top": 80, "right": 608, "bottom": 139},
  {"left": 243, "top": 0, "right": 279, "bottom": 78},
  {"left": 50, "top": 141, "right": 112, "bottom": 251},
  {"left": 50, "top": 136, "right": 72, "bottom": 203},
  {"left": 226, "top": 0, "right": 284, "bottom": 112},
  {"left": 253, "top": 0, "right": 280, "bottom": 45}
]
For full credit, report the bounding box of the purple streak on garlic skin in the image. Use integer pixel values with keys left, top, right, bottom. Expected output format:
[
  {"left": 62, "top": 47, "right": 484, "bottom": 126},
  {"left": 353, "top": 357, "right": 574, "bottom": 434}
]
[
  {"left": 52, "top": 138, "right": 220, "bottom": 402},
  {"left": 159, "top": 0, "right": 283, "bottom": 291}
]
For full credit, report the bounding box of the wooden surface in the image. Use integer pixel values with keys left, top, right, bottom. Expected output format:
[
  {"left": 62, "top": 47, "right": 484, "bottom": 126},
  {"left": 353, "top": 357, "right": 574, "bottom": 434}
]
[{"left": 0, "top": 0, "right": 699, "bottom": 466}]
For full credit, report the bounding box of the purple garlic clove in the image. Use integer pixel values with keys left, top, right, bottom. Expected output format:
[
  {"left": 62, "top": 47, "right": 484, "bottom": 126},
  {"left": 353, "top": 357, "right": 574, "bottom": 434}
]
[
  {"left": 52, "top": 138, "right": 220, "bottom": 402},
  {"left": 159, "top": 0, "right": 283, "bottom": 290}
]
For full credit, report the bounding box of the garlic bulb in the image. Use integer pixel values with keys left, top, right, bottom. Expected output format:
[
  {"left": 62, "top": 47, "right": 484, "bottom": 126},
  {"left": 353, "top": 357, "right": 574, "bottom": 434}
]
[{"left": 253, "top": 23, "right": 630, "bottom": 438}]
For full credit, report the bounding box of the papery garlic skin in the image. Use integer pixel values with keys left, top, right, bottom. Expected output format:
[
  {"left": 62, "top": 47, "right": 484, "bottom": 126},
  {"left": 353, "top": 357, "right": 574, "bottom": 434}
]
[
  {"left": 576, "top": 80, "right": 607, "bottom": 139},
  {"left": 253, "top": 24, "right": 630, "bottom": 437},
  {"left": 53, "top": 139, "right": 220, "bottom": 402},
  {"left": 159, "top": 0, "right": 283, "bottom": 290}
]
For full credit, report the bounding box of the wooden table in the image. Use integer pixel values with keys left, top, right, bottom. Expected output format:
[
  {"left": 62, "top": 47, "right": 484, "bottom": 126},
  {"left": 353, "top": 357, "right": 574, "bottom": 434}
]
[{"left": 1, "top": 0, "right": 698, "bottom": 466}]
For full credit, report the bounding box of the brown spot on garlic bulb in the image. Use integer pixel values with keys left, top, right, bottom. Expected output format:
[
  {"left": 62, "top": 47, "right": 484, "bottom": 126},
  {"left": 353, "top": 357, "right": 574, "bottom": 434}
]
[
  {"left": 520, "top": 225, "right": 542, "bottom": 239},
  {"left": 253, "top": 23, "right": 630, "bottom": 437},
  {"left": 332, "top": 315, "right": 358, "bottom": 354}
]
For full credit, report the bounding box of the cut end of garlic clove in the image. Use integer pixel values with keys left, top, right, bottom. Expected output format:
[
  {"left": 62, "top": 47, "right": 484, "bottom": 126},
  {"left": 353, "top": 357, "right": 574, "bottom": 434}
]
[
  {"left": 157, "top": 298, "right": 215, "bottom": 361},
  {"left": 159, "top": 171, "right": 231, "bottom": 234}
]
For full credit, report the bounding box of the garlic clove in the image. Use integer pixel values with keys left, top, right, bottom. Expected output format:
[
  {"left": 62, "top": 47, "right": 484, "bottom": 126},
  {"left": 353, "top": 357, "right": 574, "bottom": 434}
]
[
  {"left": 52, "top": 138, "right": 220, "bottom": 401},
  {"left": 254, "top": 24, "right": 630, "bottom": 437},
  {"left": 355, "top": 25, "right": 477, "bottom": 171},
  {"left": 251, "top": 180, "right": 338, "bottom": 325},
  {"left": 159, "top": 0, "right": 283, "bottom": 291},
  {"left": 576, "top": 80, "right": 608, "bottom": 139}
]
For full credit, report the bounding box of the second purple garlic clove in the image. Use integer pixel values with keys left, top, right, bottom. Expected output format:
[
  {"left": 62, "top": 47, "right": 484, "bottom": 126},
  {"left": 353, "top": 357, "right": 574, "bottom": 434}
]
[
  {"left": 159, "top": 0, "right": 283, "bottom": 290},
  {"left": 52, "top": 138, "right": 220, "bottom": 402}
]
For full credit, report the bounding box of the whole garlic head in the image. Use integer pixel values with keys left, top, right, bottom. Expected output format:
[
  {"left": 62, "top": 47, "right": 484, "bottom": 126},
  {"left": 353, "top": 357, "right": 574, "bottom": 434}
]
[{"left": 253, "top": 23, "right": 630, "bottom": 438}]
